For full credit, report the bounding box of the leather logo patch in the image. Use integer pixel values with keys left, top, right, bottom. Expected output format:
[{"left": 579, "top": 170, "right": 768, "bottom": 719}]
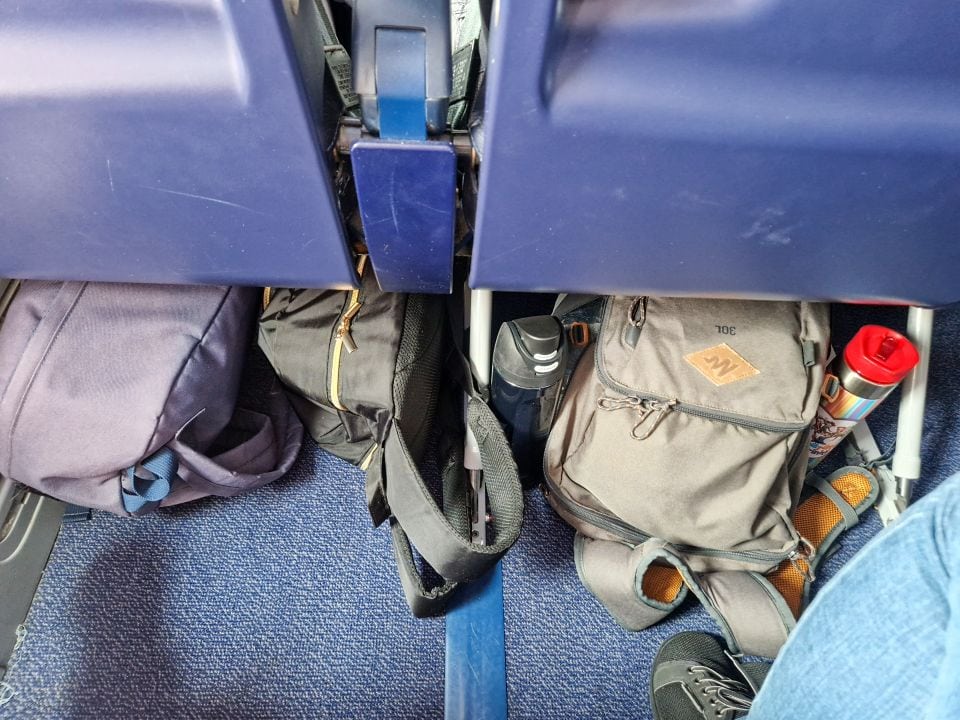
[{"left": 684, "top": 343, "right": 760, "bottom": 386}]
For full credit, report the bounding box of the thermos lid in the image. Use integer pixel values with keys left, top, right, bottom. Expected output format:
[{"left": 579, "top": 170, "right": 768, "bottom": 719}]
[
  {"left": 843, "top": 325, "right": 919, "bottom": 387},
  {"left": 512, "top": 316, "right": 563, "bottom": 358},
  {"left": 493, "top": 315, "right": 565, "bottom": 389}
]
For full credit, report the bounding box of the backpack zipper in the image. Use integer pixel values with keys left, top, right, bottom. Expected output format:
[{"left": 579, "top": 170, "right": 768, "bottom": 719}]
[
  {"left": 329, "top": 255, "right": 368, "bottom": 411},
  {"left": 597, "top": 395, "right": 677, "bottom": 440},
  {"left": 541, "top": 457, "right": 796, "bottom": 565},
  {"left": 542, "top": 473, "right": 650, "bottom": 545}
]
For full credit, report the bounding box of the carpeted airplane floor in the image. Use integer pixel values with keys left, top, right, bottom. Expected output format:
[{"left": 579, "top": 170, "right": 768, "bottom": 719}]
[{"left": 3, "top": 302, "right": 958, "bottom": 719}]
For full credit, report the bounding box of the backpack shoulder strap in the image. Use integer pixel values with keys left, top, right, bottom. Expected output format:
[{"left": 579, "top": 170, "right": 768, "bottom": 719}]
[
  {"left": 574, "top": 533, "right": 687, "bottom": 631},
  {"left": 361, "top": 280, "right": 523, "bottom": 616},
  {"left": 574, "top": 535, "right": 796, "bottom": 658},
  {"left": 374, "top": 395, "right": 522, "bottom": 616},
  {"left": 695, "top": 570, "right": 796, "bottom": 658}
]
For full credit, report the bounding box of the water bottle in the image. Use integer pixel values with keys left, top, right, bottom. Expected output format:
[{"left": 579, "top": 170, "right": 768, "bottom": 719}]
[
  {"left": 491, "top": 316, "right": 566, "bottom": 484},
  {"left": 808, "top": 325, "right": 919, "bottom": 467}
]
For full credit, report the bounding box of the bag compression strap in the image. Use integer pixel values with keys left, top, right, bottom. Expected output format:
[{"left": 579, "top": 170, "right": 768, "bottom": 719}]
[
  {"left": 314, "top": 0, "right": 360, "bottom": 116},
  {"left": 121, "top": 448, "right": 178, "bottom": 515}
]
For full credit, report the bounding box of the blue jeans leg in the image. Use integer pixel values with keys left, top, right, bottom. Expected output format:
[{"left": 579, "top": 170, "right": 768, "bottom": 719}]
[{"left": 749, "top": 471, "right": 960, "bottom": 720}]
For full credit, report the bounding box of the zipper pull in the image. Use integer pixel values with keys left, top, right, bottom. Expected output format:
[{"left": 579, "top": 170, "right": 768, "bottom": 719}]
[
  {"left": 630, "top": 399, "right": 676, "bottom": 441},
  {"left": 624, "top": 296, "right": 648, "bottom": 347},
  {"left": 787, "top": 536, "right": 817, "bottom": 583},
  {"left": 337, "top": 302, "right": 362, "bottom": 354},
  {"left": 355, "top": 254, "right": 369, "bottom": 277},
  {"left": 598, "top": 395, "right": 676, "bottom": 440},
  {"left": 336, "top": 255, "right": 368, "bottom": 354},
  {"left": 598, "top": 395, "right": 644, "bottom": 412}
]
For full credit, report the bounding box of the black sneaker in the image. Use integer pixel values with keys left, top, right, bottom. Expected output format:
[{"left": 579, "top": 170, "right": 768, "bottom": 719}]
[{"left": 650, "top": 632, "right": 769, "bottom": 720}]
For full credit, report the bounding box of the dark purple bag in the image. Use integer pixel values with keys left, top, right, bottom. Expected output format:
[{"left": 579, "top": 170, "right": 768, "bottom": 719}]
[{"left": 0, "top": 281, "right": 302, "bottom": 515}]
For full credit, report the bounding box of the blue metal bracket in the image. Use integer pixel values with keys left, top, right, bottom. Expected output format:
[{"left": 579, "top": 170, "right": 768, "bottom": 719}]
[
  {"left": 351, "top": 140, "right": 456, "bottom": 293},
  {"left": 350, "top": 0, "right": 456, "bottom": 293},
  {"left": 375, "top": 29, "right": 429, "bottom": 141},
  {"left": 351, "top": 0, "right": 452, "bottom": 136}
]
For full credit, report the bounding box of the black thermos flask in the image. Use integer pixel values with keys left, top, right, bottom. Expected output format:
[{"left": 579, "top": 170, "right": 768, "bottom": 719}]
[{"left": 491, "top": 316, "right": 566, "bottom": 485}]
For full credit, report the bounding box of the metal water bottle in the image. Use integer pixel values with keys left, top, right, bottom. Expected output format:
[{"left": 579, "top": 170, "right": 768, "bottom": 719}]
[
  {"left": 491, "top": 316, "right": 566, "bottom": 484},
  {"left": 809, "top": 325, "right": 919, "bottom": 468}
]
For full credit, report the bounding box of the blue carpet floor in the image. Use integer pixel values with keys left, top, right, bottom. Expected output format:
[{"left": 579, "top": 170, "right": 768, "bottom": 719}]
[{"left": 2, "top": 303, "right": 960, "bottom": 719}]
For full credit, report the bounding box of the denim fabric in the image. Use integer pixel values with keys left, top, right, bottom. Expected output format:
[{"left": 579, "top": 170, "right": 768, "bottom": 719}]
[{"left": 751, "top": 471, "right": 960, "bottom": 720}]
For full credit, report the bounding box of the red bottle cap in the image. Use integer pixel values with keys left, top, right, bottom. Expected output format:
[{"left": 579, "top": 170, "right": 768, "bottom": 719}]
[{"left": 843, "top": 325, "right": 920, "bottom": 387}]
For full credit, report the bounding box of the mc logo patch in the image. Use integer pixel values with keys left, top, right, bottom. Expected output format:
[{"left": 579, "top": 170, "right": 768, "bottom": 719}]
[{"left": 684, "top": 343, "right": 760, "bottom": 386}]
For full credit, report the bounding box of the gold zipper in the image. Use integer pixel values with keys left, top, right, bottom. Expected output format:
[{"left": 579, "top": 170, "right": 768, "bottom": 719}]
[{"left": 330, "top": 255, "right": 368, "bottom": 411}]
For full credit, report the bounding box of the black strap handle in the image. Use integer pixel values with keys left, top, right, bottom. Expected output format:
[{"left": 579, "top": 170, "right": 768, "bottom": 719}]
[{"left": 377, "top": 396, "right": 522, "bottom": 615}]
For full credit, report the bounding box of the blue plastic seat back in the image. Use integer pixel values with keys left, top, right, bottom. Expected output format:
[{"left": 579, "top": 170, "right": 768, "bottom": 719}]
[{"left": 471, "top": 0, "right": 960, "bottom": 306}]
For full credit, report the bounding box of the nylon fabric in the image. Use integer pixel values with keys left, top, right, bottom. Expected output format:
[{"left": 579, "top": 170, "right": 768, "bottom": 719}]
[
  {"left": 259, "top": 274, "right": 408, "bottom": 437},
  {"left": 392, "top": 296, "right": 444, "bottom": 461},
  {"left": 544, "top": 295, "right": 829, "bottom": 656},
  {"left": 549, "top": 298, "right": 830, "bottom": 562},
  {"left": 766, "top": 562, "right": 806, "bottom": 621},
  {"left": 390, "top": 521, "right": 459, "bottom": 617},
  {"left": 576, "top": 533, "right": 796, "bottom": 657},
  {"left": 803, "top": 471, "right": 872, "bottom": 539},
  {"left": 383, "top": 399, "right": 522, "bottom": 585},
  {"left": 121, "top": 448, "right": 178, "bottom": 515},
  {"left": 695, "top": 572, "right": 795, "bottom": 659},
  {"left": 557, "top": 366, "right": 806, "bottom": 557},
  {"left": 574, "top": 535, "right": 685, "bottom": 631},
  {"left": 642, "top": 565, "right": 685, "bottom": 605},
  {"left": 167, "top": 394, "right": 304, "bottom": 503},
  {"left": 0, "top": 281, "right": 301, "bottom": 515},
  {"left": 258, "top": 265, "right": 522, "bottom": 616},
  {"left": 598, "top": 297, "right": 828, "bottom": 425}
]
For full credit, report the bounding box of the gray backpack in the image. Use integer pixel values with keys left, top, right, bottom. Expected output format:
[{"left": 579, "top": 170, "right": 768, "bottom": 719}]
[
  {"left": 0, "top": 281, "right": 303, "bottom": 515},
  {"left": 544, "top": 296, "right": 831, "bottom": 657},
  {"left": 258, "top": 260, "right": 523, "bottom": 616}
]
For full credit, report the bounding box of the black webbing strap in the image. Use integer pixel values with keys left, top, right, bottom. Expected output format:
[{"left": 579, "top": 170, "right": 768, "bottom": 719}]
[{"left": 380, "top": 396, "right": 522, "bottom": 616}]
